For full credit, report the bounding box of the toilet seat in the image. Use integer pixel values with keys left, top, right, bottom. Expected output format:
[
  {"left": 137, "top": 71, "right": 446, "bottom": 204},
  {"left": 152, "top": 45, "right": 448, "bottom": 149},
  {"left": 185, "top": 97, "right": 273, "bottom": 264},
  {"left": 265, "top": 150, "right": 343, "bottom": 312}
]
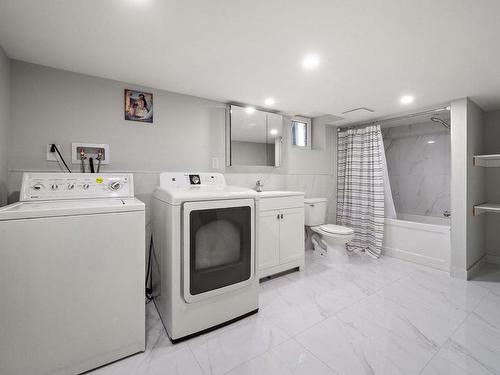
[{"left": 318, "top": 224, "right": 354, "bottom": 235}]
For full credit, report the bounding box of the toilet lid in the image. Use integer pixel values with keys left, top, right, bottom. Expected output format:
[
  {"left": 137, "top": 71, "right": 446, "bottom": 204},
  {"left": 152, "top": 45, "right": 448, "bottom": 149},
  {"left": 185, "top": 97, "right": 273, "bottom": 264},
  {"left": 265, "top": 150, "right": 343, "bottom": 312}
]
[{"left": 319, "top": 224, "right": 354, "bottom": 235}]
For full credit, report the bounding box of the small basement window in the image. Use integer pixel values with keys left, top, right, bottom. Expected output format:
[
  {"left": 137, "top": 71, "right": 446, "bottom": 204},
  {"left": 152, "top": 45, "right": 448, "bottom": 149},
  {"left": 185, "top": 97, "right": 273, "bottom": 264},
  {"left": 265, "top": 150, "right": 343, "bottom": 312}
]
[{"left": 291, "top": 117, "right": 311, "bottom": 149}]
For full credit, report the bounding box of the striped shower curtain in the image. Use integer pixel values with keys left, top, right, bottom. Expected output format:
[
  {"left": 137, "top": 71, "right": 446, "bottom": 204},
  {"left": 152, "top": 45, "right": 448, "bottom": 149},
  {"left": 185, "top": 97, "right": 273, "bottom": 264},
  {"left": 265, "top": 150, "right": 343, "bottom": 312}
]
[{"left": 336, "top": 125, "right": 385, "bottom": 258}]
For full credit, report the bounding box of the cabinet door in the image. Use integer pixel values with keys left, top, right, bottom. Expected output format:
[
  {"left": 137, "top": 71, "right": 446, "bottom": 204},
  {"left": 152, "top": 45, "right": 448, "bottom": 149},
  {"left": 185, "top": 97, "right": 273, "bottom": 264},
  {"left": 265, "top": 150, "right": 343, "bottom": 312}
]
[
  {"left": 258, "top": 210, "right": 281, "bottom": 270},
  {"left": 279, "top": 207, "right": 305, "bottom": 263}
]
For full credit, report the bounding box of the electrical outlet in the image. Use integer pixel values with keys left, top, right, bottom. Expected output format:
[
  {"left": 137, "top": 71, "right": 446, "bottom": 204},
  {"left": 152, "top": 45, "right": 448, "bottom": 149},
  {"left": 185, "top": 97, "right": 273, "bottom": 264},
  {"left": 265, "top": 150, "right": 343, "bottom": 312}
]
[{"left": 46, "top": 144, "right": 61, "bottom": 161}]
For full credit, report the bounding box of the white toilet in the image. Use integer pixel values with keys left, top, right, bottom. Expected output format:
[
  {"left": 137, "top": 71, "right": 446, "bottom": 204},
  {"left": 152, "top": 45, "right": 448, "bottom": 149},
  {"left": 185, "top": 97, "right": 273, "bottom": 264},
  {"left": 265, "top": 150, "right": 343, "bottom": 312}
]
[{"left": 304, "top": 198, "right": 355, "bottom": 257}]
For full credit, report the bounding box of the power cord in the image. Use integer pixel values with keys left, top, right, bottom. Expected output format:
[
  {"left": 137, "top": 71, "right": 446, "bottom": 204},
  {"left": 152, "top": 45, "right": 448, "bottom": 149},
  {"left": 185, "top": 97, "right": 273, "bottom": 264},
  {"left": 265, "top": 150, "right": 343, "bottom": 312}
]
[
  {"left": 50, "top": 144, "right": 71, "bottom": 173},
  {"left": 145, "top": 234, "right": 154, "bottom": 303}
]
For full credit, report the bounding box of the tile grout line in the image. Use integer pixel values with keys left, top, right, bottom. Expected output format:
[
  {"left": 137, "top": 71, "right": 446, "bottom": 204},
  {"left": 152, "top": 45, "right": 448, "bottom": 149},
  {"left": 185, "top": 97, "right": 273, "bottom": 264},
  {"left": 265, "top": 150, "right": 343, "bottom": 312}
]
[
  {"left": 286, "top": 260, "right": 440, "bottom": 375},
  {"left": 286, "top": 255, "right": 421, "bottom": 339},
  {"left": 219, "top": 337, "right": 298, "bottom": 375},
  {"left": 290, "top": 336, "right": 342, "bottom": 375},
  {"left": 187, "top": 344, "right": 207, "bottom": 375},
  {"left": 194, "top": 313, "right": 293, "bottom": 375},
  {"left": 176, "top": 257, "right": 436, "bottom": 375},
  {"left": 416, "top": 292, "right": 490, "bottom": 374}
]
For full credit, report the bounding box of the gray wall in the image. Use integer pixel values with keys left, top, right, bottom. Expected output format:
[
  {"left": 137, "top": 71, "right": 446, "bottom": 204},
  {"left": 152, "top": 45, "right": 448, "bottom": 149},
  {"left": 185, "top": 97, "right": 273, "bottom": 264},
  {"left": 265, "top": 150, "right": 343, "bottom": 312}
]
[
  {"left": 0, "top": 47, "right": 9, "bottom": 206},
  {"left": 287, "top": 116, "right": 335, "bottom": 175},
  {"left": 7, "top": 60, "right": 337, "bottom": 226},
  {"left": 484, "top": 110, "right": 500, "bottom": 262},
  {"left": 9, "top": 60, "right": 226, "bottom": 174}
]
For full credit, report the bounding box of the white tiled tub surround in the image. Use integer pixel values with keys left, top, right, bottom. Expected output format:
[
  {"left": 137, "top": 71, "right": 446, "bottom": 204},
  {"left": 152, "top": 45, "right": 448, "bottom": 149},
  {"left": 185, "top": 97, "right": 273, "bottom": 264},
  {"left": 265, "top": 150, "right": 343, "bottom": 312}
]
[
  {"left": 89, "top": 253, "right": 500, "bottom": 375},
  {"left": 382, "top": 121, "right": 450, "bottom": 219},
  {"left": 381, "top": 121, "right": 452, "bottom": 271}
]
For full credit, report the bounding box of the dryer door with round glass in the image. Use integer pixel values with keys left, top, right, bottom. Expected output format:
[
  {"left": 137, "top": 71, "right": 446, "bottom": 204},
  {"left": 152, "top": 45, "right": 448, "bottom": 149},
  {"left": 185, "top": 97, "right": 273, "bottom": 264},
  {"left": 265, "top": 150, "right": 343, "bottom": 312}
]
[{"left": 182, "top": 199, "right": 255, "bottom": 303}]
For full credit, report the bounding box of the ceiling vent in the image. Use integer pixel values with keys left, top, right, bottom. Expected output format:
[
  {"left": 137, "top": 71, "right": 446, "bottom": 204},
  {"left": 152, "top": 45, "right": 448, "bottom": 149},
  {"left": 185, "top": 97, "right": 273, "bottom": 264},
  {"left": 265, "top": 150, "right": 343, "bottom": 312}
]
[{"left": 341, "top": 107, "right": 375, "bottom": 117}]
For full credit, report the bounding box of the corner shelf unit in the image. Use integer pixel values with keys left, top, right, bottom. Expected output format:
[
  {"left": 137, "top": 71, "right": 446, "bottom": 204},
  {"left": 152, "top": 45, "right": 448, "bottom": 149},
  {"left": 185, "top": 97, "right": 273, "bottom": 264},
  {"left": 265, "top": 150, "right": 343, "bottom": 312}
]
[
  {"left": 473, "top": 154, "right": 500, "bottom": 167},
  {"left": 472, "top": 156, "right": 500, "bottom": 215},
  {"left": 473, "top": 203, "right": 500, "bottom": 216}
]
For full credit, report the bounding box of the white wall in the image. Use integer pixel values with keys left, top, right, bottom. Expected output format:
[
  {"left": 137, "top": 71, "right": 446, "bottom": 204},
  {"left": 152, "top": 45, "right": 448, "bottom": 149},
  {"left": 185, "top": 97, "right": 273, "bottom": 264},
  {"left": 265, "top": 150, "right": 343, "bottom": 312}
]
[
  {"left": 7, "top": 60, "right": 337, "bottom": 223},
  {"left": 0, "top": 47, "right": 10, "bottom": 206},
  {"left": 484, "top": 110, "right": 500, "bottom": 262},
  {"left": 286, "top": 115, "right": 335, "bottom": 175},
  {"left": 466, "top": 100, "right": 485, "bottom": 271},
  {"left": 450, "top": 98, "right": 485, "bottom": 279}
]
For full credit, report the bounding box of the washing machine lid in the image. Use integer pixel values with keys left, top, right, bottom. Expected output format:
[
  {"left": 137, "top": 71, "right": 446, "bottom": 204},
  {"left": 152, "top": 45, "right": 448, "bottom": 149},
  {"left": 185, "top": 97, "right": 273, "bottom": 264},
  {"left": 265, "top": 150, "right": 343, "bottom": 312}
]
[
  {"left": 319, "top": 224, "right": 354, "bottom": 235},
  {"left": 0, "top": 198, "right": 145, "bottom": 220}
]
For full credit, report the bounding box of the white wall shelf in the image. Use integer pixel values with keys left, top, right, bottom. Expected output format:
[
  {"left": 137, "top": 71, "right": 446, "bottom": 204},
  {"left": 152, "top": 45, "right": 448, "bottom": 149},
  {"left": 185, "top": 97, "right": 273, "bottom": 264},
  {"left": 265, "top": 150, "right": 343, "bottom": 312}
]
[
  {"left": 473, "top": 154, "right": 500, "bottom": 167},
  {"left": 473, "top": 203, "right": 500, "bottom": 216}
]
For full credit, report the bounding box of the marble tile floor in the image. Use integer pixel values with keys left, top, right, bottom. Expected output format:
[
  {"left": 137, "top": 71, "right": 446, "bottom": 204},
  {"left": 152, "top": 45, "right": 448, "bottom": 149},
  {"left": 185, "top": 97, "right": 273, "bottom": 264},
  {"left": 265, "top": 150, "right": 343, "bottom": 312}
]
[{"left": 88, "top": 252, "right": 500, "bottom": 375}]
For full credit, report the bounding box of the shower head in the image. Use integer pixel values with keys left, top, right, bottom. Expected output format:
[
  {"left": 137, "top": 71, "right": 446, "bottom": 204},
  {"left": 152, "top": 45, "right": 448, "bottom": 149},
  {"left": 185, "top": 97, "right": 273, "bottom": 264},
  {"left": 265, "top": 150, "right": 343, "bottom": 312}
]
[{"left": 430, "top": 117, "right": 450, "bottom": 129}]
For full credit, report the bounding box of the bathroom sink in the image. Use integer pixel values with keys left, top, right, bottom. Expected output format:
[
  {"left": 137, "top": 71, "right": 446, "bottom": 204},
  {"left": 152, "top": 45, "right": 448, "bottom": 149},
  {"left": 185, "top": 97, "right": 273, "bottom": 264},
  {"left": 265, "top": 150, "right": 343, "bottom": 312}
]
[{"left": 256, "top": 190, "right": 304, "bottom": 197}]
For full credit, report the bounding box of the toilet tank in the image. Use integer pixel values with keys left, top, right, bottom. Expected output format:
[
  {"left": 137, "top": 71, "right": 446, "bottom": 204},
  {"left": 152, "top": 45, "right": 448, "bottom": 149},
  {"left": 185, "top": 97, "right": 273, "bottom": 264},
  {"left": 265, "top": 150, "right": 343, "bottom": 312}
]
[{"left": 304, "top": 198, "right": 328, "bottom": 226}]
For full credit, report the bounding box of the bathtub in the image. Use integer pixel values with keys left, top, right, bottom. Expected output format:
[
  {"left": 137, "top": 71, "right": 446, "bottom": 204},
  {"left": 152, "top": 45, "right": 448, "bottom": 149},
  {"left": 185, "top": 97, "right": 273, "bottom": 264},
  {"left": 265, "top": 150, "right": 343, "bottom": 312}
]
[{"left": 383, "top": 213, "right": 451, "bottom": 271}]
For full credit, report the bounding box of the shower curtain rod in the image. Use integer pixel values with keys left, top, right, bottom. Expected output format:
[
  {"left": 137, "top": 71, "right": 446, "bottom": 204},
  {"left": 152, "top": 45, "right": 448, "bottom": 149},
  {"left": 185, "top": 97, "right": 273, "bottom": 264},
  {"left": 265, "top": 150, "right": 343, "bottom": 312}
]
[{"left": 338, "top": 106, "right": 450, "bottom": 130}]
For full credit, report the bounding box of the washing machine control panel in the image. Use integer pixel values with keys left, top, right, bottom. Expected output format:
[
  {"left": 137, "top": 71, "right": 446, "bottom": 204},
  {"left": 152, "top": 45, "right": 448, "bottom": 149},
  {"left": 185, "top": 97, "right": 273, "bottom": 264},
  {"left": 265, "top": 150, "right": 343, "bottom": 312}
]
[{"left": 20, "top": 173, "right": 134, "bottom": 201}]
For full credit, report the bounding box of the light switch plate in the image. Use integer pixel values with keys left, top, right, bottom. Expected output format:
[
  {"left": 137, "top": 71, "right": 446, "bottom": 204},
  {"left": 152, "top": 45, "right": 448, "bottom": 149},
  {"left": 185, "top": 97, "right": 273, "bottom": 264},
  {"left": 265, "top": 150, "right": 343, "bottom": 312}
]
[
  {"left": 212, "top": 157, "right": 219, "bottom": 169},
  {"left": 46, "top": 144, "right": 61, "bottom": 161}
]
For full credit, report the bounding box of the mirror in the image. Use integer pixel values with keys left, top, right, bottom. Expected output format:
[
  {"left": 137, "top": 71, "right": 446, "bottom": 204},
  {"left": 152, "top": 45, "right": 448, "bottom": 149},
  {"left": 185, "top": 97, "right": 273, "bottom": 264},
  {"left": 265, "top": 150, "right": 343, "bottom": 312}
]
[{"left": 228, "top": 105, "right": 283, "bottom": 167}]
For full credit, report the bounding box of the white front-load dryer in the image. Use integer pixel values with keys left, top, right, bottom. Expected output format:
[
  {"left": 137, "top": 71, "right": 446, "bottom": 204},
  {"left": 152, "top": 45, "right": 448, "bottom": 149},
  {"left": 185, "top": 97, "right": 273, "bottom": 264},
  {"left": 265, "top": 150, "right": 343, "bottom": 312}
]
[{"left": 152, "top": 172, "right": 259, "bottom": 342}]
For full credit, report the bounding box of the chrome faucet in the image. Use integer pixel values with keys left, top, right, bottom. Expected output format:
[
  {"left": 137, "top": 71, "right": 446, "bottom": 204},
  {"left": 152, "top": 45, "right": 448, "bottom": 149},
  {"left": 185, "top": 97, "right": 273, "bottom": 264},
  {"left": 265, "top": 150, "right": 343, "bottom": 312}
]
[
  {"left": 255, "top": 179, "right": 264, "bottom": 192},
  {"left": 444, "top": 210, "right": 451, "bottom": 218}
]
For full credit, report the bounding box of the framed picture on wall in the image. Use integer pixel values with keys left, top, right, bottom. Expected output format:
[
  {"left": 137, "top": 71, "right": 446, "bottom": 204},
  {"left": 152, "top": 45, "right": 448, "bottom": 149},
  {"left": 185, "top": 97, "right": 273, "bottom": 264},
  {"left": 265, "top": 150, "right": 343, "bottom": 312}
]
[{"left": 124, "top": 89, "right": 153, "bottom": 123}]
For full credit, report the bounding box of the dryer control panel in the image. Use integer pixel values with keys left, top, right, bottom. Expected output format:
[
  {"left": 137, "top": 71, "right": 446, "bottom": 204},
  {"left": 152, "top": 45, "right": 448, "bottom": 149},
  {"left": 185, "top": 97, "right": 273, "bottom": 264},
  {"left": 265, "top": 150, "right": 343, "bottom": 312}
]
[
  {"left": 20, "top": 173, "right": 134, "bottom": 201},
  {"left": 159, "top": 172, "right": 226, "bottom": 188}
]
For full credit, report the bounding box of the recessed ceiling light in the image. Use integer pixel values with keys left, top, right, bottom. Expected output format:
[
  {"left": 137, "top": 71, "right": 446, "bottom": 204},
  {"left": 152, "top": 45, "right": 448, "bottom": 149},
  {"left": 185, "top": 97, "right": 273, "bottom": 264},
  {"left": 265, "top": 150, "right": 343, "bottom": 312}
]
[
  {"left": 270, "top": 129, "right": 278, "bottom": 135},
  {"left": 427, "top": 140, "right": 436, "bottom": 144},
  {"left": 302, "top": 54, "right": 320, "bottom": 70},
  {"left": 400, "top": 95, "right": 414, "bottom": 105},
  {"left": 264, "top": 97, "right": 275, "bottom": 106},
  {"left": 245, "top": 106, "right": 255, "bottom": 114}
]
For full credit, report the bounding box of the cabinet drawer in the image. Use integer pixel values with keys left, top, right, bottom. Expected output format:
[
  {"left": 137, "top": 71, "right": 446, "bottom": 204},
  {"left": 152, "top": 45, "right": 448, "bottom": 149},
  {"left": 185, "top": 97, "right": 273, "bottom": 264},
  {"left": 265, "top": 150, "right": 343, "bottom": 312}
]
[{"left": 258, "top": 195, "right": 304, "bottom": 211}]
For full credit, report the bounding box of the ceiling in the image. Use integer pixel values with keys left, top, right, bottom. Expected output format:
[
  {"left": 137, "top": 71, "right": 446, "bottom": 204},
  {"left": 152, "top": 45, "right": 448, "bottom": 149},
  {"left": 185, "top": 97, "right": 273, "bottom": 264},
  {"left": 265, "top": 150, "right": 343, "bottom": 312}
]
[{"left": 1, "top": 0, "right": 500, "bottom": 124}]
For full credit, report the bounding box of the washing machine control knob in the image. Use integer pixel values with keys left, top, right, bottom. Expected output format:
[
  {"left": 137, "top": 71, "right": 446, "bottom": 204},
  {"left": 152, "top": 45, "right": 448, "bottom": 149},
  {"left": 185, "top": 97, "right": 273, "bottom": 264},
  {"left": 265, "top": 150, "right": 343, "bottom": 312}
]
[
  {"left": 32, "top": 183, "right": 44, "bottom": 191},
  {"left": 67, "top": 183, "right": 75, "bottom": 190},
  {"left": 82, "top": 183, "right": 90, "bottom": 190},
  {"left": 51, "top": 184, "right": 58, "bottom": 190},
  {"left": 109, "top": 181, "right": 121, "bottom": 191}
]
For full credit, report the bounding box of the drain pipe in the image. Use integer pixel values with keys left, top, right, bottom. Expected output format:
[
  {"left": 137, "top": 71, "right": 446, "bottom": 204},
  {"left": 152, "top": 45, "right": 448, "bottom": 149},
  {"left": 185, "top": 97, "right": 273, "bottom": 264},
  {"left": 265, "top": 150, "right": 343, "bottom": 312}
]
[{"left": 311, "top": 232, "right": 327, "bottom": 255}]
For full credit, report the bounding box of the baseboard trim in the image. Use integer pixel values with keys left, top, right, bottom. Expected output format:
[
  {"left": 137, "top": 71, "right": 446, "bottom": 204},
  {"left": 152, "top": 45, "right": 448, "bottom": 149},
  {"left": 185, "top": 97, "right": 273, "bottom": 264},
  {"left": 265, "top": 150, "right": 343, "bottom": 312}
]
[
  {"left": 465, "top": 255, "right": 487, "bottom": 280},
  {"left": 259, "top": 258, "right": 305, "bottom": 279},
  {"left": 450, "top": 267, "right": 468, "bottom": 280}
]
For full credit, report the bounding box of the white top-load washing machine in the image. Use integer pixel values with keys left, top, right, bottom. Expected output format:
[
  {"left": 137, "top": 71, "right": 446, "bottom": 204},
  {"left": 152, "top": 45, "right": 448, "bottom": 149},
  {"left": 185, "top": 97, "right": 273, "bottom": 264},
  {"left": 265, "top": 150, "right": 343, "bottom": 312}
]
[
  {"left": 152, "top": 172, "right": 259, "bottom": 342},
  {"left": 0, "top": 173, "right": 145, "bottom": 375}
]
